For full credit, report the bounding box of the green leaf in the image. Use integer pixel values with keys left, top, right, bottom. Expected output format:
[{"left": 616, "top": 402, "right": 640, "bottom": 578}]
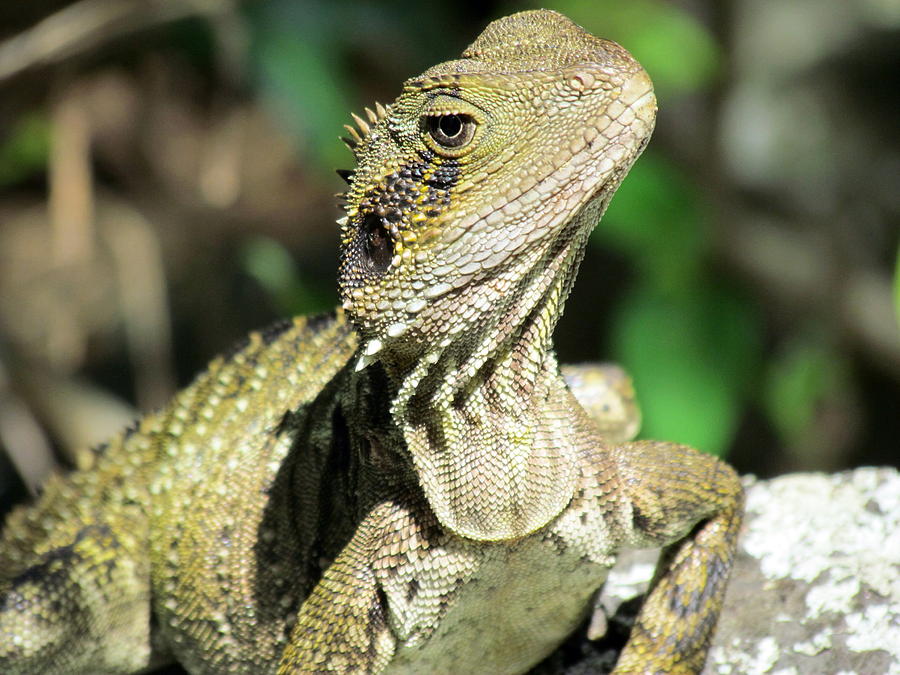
[{"left": 611, "top": 283, "right": 761, "bottom": 456}]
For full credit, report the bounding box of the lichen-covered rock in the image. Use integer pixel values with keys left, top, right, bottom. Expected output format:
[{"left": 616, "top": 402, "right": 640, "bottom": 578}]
[
  {"left": 537, "top": 467, "right": 900, "bottom": 674},
  {"left": 706, "top": 467, "right": 900, "bottom": 675}
]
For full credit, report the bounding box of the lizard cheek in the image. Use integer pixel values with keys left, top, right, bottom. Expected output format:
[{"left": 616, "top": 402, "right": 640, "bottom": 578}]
[{"left": 362, "top": 213, "right": 395, "bottom": 275}]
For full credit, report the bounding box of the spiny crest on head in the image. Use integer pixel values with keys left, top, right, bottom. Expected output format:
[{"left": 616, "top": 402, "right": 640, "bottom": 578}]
[
  {"left": 339, "top": 101, "right": 390, "bottom": 157},
  {"left": 336, "top": 102, "right": 389, "bottom": 208}
]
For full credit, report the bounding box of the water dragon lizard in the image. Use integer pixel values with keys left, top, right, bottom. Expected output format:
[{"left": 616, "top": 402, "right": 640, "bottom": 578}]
[{"left": 0, "top": 9, "right": 744, "bottom": 674}]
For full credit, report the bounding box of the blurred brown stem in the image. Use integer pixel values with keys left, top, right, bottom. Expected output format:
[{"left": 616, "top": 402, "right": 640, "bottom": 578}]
[
  {"left": 0, "top": 0, "right": 236, "bottom": 84},
  {"left": 50, "top": 85, "right": 94, "bottom": 266}
]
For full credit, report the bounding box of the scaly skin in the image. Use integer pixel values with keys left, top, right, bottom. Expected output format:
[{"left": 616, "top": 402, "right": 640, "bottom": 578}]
[{"left": 0, "top": 10, "right": 743, "bottom": 674}]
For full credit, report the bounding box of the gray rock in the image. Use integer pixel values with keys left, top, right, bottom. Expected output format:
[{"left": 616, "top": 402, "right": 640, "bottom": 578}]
[
  {"left": 706, "top": 468, "right": 900, "bottom": 675},
  {"left": 536, "top": 467, "right": 900, "bottom": 674}
]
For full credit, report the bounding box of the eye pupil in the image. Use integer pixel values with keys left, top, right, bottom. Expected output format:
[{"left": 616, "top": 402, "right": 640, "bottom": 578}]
[
  {"left": 438, "top": 114, "right": 462, "bottom": 138},
  {"left": 426, "top": 113, "right": 476, "bottom": 150}
]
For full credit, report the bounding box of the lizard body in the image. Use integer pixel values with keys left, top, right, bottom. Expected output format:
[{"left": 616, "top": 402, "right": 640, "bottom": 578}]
[{"left": 0, "top": 10, "right": 743, "bottom": 674}]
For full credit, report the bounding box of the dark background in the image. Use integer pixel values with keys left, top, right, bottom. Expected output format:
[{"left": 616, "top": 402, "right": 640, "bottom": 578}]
[{"left": 1, "top": 0, "right": 898, "bottom": 515}]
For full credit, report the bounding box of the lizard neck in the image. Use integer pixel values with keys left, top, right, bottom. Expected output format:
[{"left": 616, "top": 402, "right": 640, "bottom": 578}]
[
  {"left": 382, "top": 203, "right": 594, "bottom": 421},
  {"left": 386, "top": 227, "right": 585, "bottom": 421},
  {"left": 375, "top": 214, "right": 594, "bottom": 541}
]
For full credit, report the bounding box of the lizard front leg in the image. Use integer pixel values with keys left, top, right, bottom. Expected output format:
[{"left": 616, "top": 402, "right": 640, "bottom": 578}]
[
  {"left": 278, "top": 494, "right": 484, "bottom": 675},
  {"left": 277, "top": 502, "right": 399, "bottom": 675},
  {"left": 611, "top": 441, "right": 744, "bottom": 674}
]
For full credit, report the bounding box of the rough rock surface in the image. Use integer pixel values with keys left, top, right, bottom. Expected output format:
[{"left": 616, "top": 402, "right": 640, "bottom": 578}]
[{"left": 536, "top": 467, "right": 900, "bottom": 674}]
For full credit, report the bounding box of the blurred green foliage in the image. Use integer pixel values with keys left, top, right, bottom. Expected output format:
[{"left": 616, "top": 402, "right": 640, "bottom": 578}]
[
  {"left": 246, "top": 1, "right": 463, "bottom": 175},
  {"left": 248, "top": 2, "right": 353, "bottom": 172},
  {"left": 0, "top": 113, "right": 49, "bottom": 187},
  {"left": 241, "top": 236, "right": 335, "bottom": 317},
  {"left": 612, "top": 284, "right": 761, "bottom": 455},
  {"left": 599, "top": 155, "right": 761, "bottom": 456},
  {"left": 762, "top": 334, "right": 849, "bottom": 450}
]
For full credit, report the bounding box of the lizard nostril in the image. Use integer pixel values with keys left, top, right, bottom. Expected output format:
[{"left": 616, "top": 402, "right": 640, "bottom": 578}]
[{"left": 362, "top": 213, "right": 394, "bottom": 274}]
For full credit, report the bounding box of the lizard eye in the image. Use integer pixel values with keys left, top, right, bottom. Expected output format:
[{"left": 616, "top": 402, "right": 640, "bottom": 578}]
[
  {"left": 362, "top": 213, "right": 393, "bottom": 274},
  {"left": 426, "top": 114, "right": 476, "bottom": 150}
]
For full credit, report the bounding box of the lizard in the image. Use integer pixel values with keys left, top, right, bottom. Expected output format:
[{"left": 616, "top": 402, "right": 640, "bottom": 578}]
[{"left": 0, "top": 9, "right": 744, "bottom": 674}]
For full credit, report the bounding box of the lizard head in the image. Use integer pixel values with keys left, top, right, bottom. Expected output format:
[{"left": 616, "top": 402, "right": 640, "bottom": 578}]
[{"left": 338, "top": 9, "right": 655, "bottom": 374}]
